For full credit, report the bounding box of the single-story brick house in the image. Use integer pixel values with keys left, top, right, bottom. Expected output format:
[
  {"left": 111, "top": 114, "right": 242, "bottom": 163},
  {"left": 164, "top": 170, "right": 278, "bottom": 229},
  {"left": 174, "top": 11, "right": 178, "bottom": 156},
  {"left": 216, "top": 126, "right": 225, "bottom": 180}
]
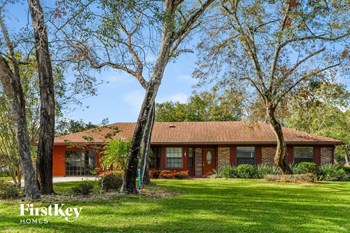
[{"left": 53, "top": 121, "right": 342, "bottom": 177}]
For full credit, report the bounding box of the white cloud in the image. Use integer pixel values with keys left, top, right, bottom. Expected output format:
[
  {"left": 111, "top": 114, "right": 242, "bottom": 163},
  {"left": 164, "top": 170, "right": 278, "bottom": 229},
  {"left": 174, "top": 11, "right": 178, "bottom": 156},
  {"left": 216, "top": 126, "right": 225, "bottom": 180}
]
[
  {"left": 124, "top": 90, "right": 145, "bottom": 113},
  {"left": 156, "top": 93, "right": 188, "bottom": 104}
]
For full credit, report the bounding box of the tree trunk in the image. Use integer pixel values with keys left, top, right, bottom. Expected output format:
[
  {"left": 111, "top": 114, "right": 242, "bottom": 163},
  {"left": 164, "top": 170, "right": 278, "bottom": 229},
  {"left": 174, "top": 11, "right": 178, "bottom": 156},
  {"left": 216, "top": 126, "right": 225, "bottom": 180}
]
[
  {"left": 122, "top": 79, "right": 165, "bottom": 194},
  {"left": 122, "top": 47, "right": 171, "bottom": 193},
  {"left": 140, "top": 104, "right": 155, "bottom": 186},
  {"left": 122, "top": 0, "right": 213, "bottom": 193},
  {"left": 0, "top": 56, "right": 40, "bottom": 199},
  {"left": 122, "top": 3, "right": 175, "bottom": 193},
  {"left": 345, "top": 146, "right": 350, "bottom": 165},
  {"left": 266, "top": 103, "right": 293, "bottom": 174},
  {"left": 28, "top": 0, "right": 55, "bottom": 194},
  {"left": 17, "top": 166, "right": 22, "bottom": 189}
]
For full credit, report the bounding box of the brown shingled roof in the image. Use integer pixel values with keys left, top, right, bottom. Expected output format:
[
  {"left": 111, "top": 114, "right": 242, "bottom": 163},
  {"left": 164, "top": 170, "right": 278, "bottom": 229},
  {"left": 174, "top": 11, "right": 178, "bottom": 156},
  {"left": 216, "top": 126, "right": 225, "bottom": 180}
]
[{"left": 54, "top": 121, "right": 342, "bottom": 146}]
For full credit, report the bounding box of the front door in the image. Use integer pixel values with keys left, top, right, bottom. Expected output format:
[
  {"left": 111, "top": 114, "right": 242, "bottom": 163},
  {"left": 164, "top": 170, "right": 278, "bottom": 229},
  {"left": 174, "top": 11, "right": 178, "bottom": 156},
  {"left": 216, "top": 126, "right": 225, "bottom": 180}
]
[{"left": 202, "top": 147, "right": 216, "bottom": 175}]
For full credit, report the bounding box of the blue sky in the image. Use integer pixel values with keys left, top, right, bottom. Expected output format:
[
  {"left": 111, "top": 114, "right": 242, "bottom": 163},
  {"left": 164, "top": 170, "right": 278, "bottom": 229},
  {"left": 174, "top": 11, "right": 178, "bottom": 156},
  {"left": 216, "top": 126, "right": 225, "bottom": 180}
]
[
  {"left": 66, "top": 52, "right": 202, "bottom": 124},
  {"left": 2, "top": 1, "right": 205, "bottom": 124},
  {"left": 4, "top": 1, "right": 349, "bottom": 125}
]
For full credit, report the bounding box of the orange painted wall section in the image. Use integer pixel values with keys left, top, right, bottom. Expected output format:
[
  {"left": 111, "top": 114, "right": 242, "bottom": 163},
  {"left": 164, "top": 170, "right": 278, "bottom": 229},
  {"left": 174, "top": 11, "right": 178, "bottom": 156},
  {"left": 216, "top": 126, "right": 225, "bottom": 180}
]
[
  {"left": 53, "top": 145, "right": 67, "bottom": 176},
  {"left": 53, "top": 145, "right": 105, "bottom": 176}
]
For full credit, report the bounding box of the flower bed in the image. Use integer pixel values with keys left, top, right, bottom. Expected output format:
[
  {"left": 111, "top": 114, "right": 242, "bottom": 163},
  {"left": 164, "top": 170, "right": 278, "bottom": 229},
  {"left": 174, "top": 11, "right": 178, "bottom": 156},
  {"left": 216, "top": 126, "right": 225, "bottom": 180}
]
[{"left": 149, "top": 170, "right": 189, "bottom": 179}]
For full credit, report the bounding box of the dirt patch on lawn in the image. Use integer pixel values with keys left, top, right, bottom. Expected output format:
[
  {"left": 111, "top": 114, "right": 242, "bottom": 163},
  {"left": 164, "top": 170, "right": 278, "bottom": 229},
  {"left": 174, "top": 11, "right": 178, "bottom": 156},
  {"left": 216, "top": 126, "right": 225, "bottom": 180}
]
[{"left": 2, "top": 183, "right": 179, "bottom": 203}]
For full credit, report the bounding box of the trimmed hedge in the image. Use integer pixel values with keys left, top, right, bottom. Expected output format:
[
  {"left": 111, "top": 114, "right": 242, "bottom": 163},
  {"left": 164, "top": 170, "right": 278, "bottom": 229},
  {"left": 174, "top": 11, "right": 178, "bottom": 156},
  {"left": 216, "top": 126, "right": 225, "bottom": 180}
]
[
  {"left": 216, "top": 164, "right": 349, "bottom": 182},
  {"left": 157, "top": 170, "right": 189, "bottom": 179}
]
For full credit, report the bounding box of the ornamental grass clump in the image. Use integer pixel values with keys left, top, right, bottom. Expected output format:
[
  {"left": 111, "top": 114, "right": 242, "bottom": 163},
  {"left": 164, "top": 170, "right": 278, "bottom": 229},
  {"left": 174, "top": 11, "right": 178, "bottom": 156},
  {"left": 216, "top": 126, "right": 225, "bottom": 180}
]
[{"left": 317, "top": 164, "right": 349, "bottom": 181}]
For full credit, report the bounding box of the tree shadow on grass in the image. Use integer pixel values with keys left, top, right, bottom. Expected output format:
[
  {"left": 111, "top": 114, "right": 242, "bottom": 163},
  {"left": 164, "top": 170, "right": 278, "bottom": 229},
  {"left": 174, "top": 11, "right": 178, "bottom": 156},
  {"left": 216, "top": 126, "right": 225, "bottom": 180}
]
[{"left": 1, "top": 179, "right": 350, "bottom": 232}]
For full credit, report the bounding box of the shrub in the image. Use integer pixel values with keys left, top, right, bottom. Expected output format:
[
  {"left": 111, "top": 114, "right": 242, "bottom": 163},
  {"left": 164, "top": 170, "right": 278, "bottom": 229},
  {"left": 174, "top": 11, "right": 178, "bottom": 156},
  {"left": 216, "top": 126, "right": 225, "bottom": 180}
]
[
  {"left": 265, "top": 173, "right": 315, "bottom": 183},
  {"left": 101, "top": 138, "right": 131, "bottom": 171},
  {"left": 149, "top": 170, "right": 161, "bottom": 179},
  {"left": 256, "top": 165, "right": 281, "bottom": 178},
  {"left": 159, "top": 170, "right": 176, "bottom": 179},
  {"left": 99, "top": 172, "right": 123, "bottom": 192},
  {"left": 0, "top": 170, "right": 10, "bottom": 177},
  {"left": 341, "top": 166, "right": 350, "bottom": 175},
  {"left": 175, "top": 171, "right": 189, "bottom": 179},
  {"left": 293, "top": 162, "right": 318, "bottom": 174},
  {"left": 158, "top": 170, "right": 189, "bottom": 179},
  {"left": 72, "top": 181, "right": 94, "bottom": 195},
  {"left": 218, "top": 166, "right": 239, "bottom": 178},
  {"left": 317, "top": 164, "right": 349, "bottom": 181},
  {"left": 0, "top": 180, "right": 19, "bottom": 199},
  {"left": 237, "top": 164, "right": 258, "bottom": 178}
]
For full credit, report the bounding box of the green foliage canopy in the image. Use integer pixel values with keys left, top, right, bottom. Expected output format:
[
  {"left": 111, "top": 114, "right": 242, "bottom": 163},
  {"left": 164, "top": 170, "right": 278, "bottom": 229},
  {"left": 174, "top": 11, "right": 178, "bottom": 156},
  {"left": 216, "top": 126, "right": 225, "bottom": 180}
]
[{"left": 100, "top": 138, "right": 131, "bottom": 171}]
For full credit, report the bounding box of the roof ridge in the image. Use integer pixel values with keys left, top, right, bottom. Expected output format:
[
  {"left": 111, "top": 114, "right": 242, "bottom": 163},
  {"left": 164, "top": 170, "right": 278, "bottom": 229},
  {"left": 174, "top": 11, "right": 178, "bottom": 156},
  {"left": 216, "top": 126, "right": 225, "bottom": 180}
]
[{"left": 54, "top": 121, "right": 342, "bottom": 145}]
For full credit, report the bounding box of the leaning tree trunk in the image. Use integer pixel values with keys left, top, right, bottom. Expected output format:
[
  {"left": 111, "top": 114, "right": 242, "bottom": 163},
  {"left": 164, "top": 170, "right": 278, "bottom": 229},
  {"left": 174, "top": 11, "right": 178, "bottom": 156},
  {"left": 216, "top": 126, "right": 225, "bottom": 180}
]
[
  {"left": 140, "top": 104, "right": 155, "bottom": 185},
  {"left": 122, "top": 40, "right": 172, "bottom": 193},
  {"left": 122, "top": 78, "right": 166, "bottom": 194},
  {"left": 122, "top": 4, "right": 175, "bottom": 193},
  {"left": 0, "top": 56, "right": 40, "bottom": 199},
  {"left": 122, "top": 0, "right": 214, "bottom": 193},
  {"left": 266, "top": 104, "right": 293, "bottom": 174},
  {"left": 28, "top": 0, "right": 55, "bottom": 194}
]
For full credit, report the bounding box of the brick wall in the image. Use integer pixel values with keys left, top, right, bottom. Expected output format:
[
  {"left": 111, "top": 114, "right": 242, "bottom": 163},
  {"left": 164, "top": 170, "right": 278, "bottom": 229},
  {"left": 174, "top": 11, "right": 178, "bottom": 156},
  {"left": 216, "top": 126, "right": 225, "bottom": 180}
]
[
  {"left": 261, "top": 147, "right": 275, "bottom": 166},
  {"left": 320, "top": 147, "right": 333, "bottom": 165},
  {"left": 195, "top": 148, "right": 202, "bottom": 176},
  {"left": 218, "top": 147, "right": 230, "bottom": 170}
]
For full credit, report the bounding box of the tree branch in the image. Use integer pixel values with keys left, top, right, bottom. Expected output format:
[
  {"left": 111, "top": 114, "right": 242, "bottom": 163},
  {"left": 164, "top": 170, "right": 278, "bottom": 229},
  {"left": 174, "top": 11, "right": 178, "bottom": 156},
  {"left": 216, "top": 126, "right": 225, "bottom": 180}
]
[
  {"left": 278, "top": 62, "right": 341, "bottom": 102},
  {"left": 268, "top": 4, "right": 291, "bottom": 92},
  {"left": 230, "top": 2, "right": 266, "bottom": 92},
  {"left": 54, "top": 0, "right": 95, "bottom": 33},
  {"left": 117, "top": 18, "right": 145, "bottom": 88},
  {"left": 174, "top": 0, "right": 214, "bottom": 43},
  {"left": 277, "top": 47, "right": 326, "bottom": 86}
]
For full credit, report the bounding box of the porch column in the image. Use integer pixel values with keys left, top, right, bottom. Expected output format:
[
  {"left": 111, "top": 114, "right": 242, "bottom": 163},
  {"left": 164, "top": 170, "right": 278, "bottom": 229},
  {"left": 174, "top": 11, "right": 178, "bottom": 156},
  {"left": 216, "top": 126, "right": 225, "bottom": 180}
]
[
  {"left": 218, "top": 147, "right": 230, "bottom": 170},
  {"left": 261, "top": 147, "right": 276, "bottom": 166},
  {"left": 195, "top": 148, "right": 202, "bottom": 176},
  {"left": 320, "top": 147, "right": 333, "bottom": 165}
]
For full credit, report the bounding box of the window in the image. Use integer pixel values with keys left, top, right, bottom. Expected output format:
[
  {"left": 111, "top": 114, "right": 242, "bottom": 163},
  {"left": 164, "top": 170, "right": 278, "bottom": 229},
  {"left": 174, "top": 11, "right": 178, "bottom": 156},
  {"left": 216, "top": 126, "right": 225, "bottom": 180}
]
[
  {"left": 237, "top": 147, "right": 255, "bottom": 165},
  {"left": 294, "top": 147, "right": 313, "bottom": 164},
  {"left": 188, "top": 148, "right": 195, "bottom": 169},
  {"left": 166, "top": 147, "right": 183, "bottom": 168},
  {"left": 65, "top": 150, "right": 96, "bottom": 176}
]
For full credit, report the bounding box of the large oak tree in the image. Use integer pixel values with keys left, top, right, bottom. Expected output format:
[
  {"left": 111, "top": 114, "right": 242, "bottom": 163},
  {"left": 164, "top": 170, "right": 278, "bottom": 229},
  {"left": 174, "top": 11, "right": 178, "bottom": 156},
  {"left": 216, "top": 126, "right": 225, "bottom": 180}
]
[
  {"left": 0, "top": 15, "right": 40, "bottom": 198},
  {"left": 195, "top": 0, "right": 350, "bottom": 173},
  {"left": 56, "top": 0, "right": 214, "bottom": 193},
  {"left": 28, "top": 0, "right": 56, "bottom": 194}
]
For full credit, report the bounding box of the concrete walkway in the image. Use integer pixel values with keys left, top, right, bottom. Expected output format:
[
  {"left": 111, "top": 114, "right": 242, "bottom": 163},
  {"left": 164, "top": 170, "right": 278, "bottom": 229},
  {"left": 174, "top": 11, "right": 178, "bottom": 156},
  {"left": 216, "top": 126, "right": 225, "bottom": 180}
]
[
  {"left": 21, "top": 176, "right": 98, "bottom": 187},
  {"left": 52, "top": 176, "right": 98, "bottom": 183}
]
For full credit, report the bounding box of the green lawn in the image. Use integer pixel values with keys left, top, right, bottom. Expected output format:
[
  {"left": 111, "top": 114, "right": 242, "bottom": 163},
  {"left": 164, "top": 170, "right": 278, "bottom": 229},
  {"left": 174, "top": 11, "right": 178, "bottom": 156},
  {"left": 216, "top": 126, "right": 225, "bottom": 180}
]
[{"left": 1, "top": 179, "right": 350, "bottom": 232}]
